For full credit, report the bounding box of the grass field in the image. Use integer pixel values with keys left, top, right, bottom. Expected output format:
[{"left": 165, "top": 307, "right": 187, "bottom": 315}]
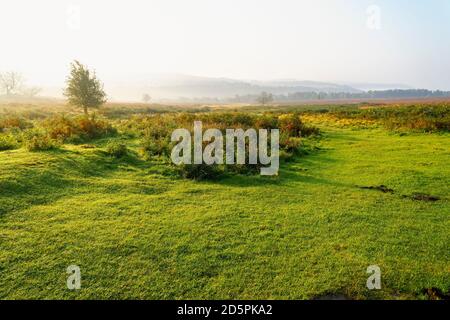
[{"left": 0, "top": 104, "right": 448, "bottom": 299}]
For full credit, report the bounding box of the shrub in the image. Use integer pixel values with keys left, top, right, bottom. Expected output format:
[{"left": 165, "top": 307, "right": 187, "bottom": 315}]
[
  {"left": 43, "top": 115, "right": 116, "bottom": 142},
  {"left": 105, "top": 141, "right": 128, "bottom": 158},
  {"left": 0, "top": 116, "right": 32, "bottom": 132},
  {"left": 0, "top": 135, "right": 18, "bottom": 151},
  {"left": 142, "top": 120, "right": 177, "bottom": 140},
  {"left": 255, "top": 114, "right": 279, "bottom": 130},
  {"left": 23, "top": 130, "right": 59, "bottom": 151},
  {"left": 280, "top": 135, "right": 302, "bottom": 154},
  {"left": 279, "top": 150, "right": 294, "bottom": 162},
  {"left": 43, "top": 115, "right": 76, "bottom": 141},
  {"left": 142, "top": 137, "right": 172, "bottom": 159},
  {"left": 300, "top": 125, "right": 320, "bottom": 136},
  {"left": 76, "top": 116, "right": 115, "bottom": 139},
  {"left": 278, "top": 113, "right": 303, "bottom": 137},
  {"left": 177, "top": 163, "right": 222, "bottom": 180},
  {"left": 225, "top": 163, "right": 261, "bottom": 175},
  {"left": 141, "top": 122, "right": 175, "bottom": 159},
  {"left": 130, "top": 111, "right": 321, "bottom": 179}
]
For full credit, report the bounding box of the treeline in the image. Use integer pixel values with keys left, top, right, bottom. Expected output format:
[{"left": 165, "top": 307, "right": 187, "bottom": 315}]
[{"left": 228, "top": 89, "right": 450, "bottom": 103}]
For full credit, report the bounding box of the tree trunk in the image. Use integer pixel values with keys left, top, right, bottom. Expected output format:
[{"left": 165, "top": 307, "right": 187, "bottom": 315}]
[{"left": 83, "top": 106, "right": 88, "bottom": 115}]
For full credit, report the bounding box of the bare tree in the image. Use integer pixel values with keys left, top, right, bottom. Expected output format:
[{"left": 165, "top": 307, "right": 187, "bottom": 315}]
[
  {"left": 0, "top": 71, "right": 24, "bottom": 96},
  {"left": 256, "top": 91, "right": 274, "bottom": 106},
  {"left": 142, "top": 93, "right": 151, "bottom": 103}
]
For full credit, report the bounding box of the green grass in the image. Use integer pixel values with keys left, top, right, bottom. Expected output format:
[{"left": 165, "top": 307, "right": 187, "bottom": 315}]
[{"left": 0, "top": 125, "right": 448, "bottom": 299}]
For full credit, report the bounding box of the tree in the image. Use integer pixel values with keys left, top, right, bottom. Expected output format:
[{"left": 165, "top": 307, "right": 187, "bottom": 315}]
[
  {"left": 256, "top": 91, "right": 274, "bottom": 106},
  {"left": 0, "top": 71, "right": 23, "bottom": 96},
  {"left": 64, "top": 60, "right": 106, "bottom": 115},
  {"left": 142, "top": 93, "right": 151, "bottom": 103}
]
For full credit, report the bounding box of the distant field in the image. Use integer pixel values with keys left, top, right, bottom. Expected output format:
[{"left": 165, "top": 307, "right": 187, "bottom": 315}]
[
  {"left": 0, "top": 102, "right": 449, "bottom": 299},
  {"left": 2, "top": 96, "right": 450, "bottom": 112},
  {"left": 275, "top": 97, "right": 450, "bottom": 105}
]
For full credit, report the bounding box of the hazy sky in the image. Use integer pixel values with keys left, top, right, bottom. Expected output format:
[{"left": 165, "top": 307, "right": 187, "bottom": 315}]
[{"left": 1, "top": 0, "right": 449, "bottom": 89}]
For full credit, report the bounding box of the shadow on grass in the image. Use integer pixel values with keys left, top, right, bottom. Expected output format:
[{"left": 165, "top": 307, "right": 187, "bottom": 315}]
[
  {"left": 212, "top": 152, "right": 348, "bottom": 189},
  {"left": 0, "top": 147, "right": 150, "bottom": 216},
  {"left": 0, "top": 130, "right": 350, "bottom": 215}
]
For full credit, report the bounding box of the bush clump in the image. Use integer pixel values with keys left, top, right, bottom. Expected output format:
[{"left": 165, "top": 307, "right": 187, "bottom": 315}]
[
  {"left": 177, "top": 163, "right": 222, "bottom": 180},
  {"left": 141, "top": 136, "right": 172, "bottom": 159},
  {"left": 0, "top": 116, "right": 33, "bottom": 132},
  {"left": 43, "top": 115, "right": 116, "bottom": 143},
  {"left": 278, "top": 113, "right": 303, "bottom": 136},
  {"left": 23, "top": 130, "right": 59, "bottom": 151},
  {"left": 0, "top": 135, "right": 18, "bottom": 151},
  {"left": 105, "top": 141, "right": 128, "bottom": 158},
  {"left": 131, "top": 112, "right": 321, "bottom": 178}
]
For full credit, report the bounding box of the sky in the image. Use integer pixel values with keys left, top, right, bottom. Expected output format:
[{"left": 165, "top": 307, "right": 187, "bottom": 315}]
[{"left": 0, "top": 0, "right": 449, "bottom": 90}]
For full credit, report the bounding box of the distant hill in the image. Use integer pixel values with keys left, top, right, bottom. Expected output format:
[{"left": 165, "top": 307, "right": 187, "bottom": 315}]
[
  {"left": 104, "top": 74, "right": 365, "bottom": 101},
  {"left": 249, "top": 80, "right": 361, "bottom": 93},
  {"left": 343, "top": 82, "right": 413, "bottom": 91},
  {"left": 35, "top": 73, "right": 416, "bottom": 102}
]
